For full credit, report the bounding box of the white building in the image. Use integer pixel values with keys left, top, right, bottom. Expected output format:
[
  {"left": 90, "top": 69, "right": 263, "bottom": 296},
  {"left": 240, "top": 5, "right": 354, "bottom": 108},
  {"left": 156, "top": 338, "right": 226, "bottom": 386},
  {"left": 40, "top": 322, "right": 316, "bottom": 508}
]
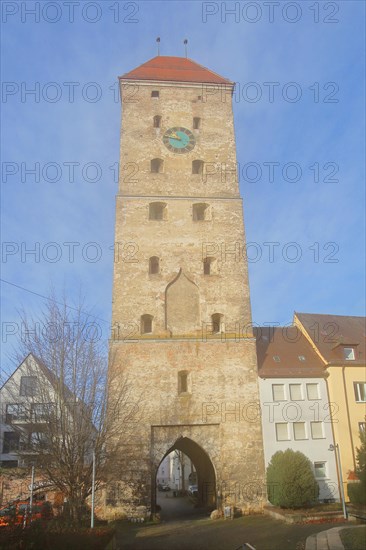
[
  {"left": 256, "top": 327, "right": 340, "bottom": 502},
  {"left": 0, "top": 354, "right": 59, "bottom": 468},
  {"left": 156, "top": 450, "right": 196, "bottom": 490}
]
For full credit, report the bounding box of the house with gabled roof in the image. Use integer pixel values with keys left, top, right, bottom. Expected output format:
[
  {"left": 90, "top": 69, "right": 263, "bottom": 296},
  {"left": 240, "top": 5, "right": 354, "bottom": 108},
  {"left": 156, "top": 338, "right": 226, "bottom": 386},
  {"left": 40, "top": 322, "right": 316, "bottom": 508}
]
[
  {"left": 255, "top": 326, "right": 340, "bottom": 502},
  {"left": 0, "top": 354, "right": 60, "bottom": 469},
  {"left": 294, "top": 313, "right": 366, "bottom": 496}
]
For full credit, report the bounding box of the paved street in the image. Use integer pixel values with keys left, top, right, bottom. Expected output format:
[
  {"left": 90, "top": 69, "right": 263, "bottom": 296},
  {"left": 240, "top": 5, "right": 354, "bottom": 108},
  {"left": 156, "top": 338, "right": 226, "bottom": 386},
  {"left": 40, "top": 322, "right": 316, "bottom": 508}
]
[
  {"left": 156, "top": 491, "right": 205, "bottom": 521},
  {"left": 116, "top": 513, "right": 349, "bottom": 550}
]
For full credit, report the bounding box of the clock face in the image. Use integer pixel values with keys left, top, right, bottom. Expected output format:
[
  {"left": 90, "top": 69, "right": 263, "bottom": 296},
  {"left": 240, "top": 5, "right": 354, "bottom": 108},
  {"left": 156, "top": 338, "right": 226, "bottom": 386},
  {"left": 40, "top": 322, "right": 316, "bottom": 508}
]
[{"left": 163, "top": 127, "right": 196, "bottom": 154}]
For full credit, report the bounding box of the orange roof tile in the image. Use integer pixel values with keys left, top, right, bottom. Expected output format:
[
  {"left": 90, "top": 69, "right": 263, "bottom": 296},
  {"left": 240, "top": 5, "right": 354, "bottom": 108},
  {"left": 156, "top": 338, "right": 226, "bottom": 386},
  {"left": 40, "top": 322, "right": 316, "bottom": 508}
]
[
  {"left": 119, "top": 56, "right": 233, "bottom": 85},
  {"left": 295, "top": 313, "right": 366, "bottom": 366},
  {"left": 254, "top": 327, "right": 326, "bottom": 378}
]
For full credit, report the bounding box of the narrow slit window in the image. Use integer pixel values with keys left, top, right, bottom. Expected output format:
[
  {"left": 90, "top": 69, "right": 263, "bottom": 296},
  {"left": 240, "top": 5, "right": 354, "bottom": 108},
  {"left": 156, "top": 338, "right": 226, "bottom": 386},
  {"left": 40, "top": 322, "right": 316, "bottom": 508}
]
[
  {"left": 203, "top": 257, "right": 215, "bottom": 275},
  {"left": 153, "top": 115, "right": 161, "bottom": 128},
  {"left": 193, "top": 117, "right": 201, "bottom": 129},
  {"left": 211, "top": 313, "right": 223, "bottom": 334},
  {"left": 141, "top": 314, "right": 153, "bottom": 334},
  {"left": 193, "top": 203, "right": 208, "bottom": 221},
  {"left": 149, "top": 256, "right": 159, "bottom": 274},
  {"left": 192, "top": 160, "right": 204, "bottom": 174},
  {"left": 178, "top": 371, "right": 189, "bottom": 394}
]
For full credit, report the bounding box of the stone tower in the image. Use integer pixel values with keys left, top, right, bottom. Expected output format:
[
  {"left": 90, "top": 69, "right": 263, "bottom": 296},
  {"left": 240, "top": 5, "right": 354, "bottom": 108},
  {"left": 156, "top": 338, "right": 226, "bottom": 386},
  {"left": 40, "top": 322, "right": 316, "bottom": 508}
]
[{"left": 106, "top": 56, "right": 265, "bottom": 517}]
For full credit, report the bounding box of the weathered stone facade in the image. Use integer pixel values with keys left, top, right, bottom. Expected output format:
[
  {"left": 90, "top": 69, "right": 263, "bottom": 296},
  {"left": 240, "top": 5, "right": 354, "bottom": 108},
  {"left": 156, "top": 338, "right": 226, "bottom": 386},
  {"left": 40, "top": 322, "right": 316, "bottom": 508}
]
[{"left": 105, "top": 57, "right": 266, "bottom": 518}]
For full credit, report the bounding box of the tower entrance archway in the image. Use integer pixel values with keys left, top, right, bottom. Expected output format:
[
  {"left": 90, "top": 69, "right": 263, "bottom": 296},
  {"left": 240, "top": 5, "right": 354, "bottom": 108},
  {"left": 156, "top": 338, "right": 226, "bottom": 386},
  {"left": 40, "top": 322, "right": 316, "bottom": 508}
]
[{"left": 152, "top": 436, "right": 217, "bottom": 516}]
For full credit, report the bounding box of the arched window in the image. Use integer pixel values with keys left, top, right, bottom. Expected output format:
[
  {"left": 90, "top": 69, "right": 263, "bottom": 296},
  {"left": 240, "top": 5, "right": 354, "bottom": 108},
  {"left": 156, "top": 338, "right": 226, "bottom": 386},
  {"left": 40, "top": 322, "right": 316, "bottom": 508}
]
[
  {"left": 141, "top": 314, "right": 153, "bottom": 334},
  {"left": 192, "top": 203, "right": 209, "bottom": 221},
  {"left": 149, "top": 202, "right": 166, "bottom": 220},
  {"left": 153, "top": 115, "right": 161, "bottom": 128},
  {"left": 192, "top": 160, "right": 204, "bottom": 174},
  {"left": 151, "top": 158, "right": 163, "bottom": 173},
  {"left": 203, "top": 256, "right": 216, "bottom": 275},
  {"left": 149, "top": 256, "right": 160, "bottom": 274},
  {"left": 211, "top": 313, "right": 223, "bottom": 334},
  {"left": 193, "top": 117, "right": 201, "bottom": 129}
]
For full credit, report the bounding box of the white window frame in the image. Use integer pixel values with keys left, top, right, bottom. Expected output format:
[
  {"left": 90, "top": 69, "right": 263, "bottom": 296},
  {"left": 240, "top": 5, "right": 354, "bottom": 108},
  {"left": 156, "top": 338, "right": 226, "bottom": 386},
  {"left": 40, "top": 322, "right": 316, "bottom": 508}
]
[
  {"left": 272, "top": 384, "right": 285, "bottom": 402},
  {"left": 289, "top": 384, "right": 303, "bottom": 401},
  {"left": 314, "top": 461, "right": 327, "bottom": 479},
  {"left": 306, "top": 383, "right": 320, "bottom": 400},
  {"left": 354, "top": 382, "right": 366, "bottom": 402},
  {"left": 311, "top": 421, "right": 324, "bottom": 439},
  {"left": 275, "top": 422, "right": 290, "bottom": 441},
  {"left": 344, "top": 347, "right": 355, "bottom": 361},
  {"left": 293, "top": 422, "right": 307, "bottom": 440}
]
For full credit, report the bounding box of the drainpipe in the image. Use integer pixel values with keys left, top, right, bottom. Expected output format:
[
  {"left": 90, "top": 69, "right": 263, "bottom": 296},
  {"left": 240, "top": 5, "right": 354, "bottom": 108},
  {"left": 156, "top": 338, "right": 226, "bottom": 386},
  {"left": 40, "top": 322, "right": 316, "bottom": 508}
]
[
  {"left": 342, "top": 366, "right": 356, "bottom": 471},
  {"left": 325, "top": 374, "right": 341, "bottom": 502}
]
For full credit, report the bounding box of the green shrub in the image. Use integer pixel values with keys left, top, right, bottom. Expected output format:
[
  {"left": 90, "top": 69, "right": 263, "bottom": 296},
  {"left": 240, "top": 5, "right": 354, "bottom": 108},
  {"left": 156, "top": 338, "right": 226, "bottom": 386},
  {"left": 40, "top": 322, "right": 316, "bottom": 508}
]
[
  {"left": 347, "top": 482, "right": 366, "bottom": 505},
  {"left": 267, "top": 449, "right": 319, "bottom": 508}
]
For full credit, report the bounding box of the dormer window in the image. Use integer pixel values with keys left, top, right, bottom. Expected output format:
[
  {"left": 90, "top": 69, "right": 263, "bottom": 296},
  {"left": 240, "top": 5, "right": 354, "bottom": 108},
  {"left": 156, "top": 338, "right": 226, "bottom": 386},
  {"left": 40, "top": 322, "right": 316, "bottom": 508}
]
[
  {"left": 151, "top": 91, "right": 159, "bottom": 98},
  {"left": 344, "top": 347, "right": 355, "bottom": 361}
]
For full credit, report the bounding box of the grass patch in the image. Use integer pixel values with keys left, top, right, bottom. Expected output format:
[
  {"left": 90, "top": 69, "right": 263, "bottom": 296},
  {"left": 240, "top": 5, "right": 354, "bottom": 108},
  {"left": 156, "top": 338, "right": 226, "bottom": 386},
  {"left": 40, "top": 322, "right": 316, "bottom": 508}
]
[{"left": 340, "top": 526, "right": 366, "bottom": 550}]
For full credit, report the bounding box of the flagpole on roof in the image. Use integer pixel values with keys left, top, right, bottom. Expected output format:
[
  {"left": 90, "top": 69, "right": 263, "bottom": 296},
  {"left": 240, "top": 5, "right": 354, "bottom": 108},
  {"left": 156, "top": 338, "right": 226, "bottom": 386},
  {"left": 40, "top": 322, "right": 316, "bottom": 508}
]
[
  {"left": 156, "top": 37, "right": 160, "bottom": 56},
  {"left": 184, "top": 39, "right": 188, "bottom": 58}
]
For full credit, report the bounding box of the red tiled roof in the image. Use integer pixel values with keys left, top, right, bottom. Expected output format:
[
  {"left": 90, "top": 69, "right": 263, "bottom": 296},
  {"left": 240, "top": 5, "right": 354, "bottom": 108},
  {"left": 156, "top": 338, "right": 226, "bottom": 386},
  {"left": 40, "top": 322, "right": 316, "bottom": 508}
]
[
  {"left": 119, "top": 56, "right": 233, "bottom": 85},
  {"left": 295, "top": 313, "right": 366, "bottom": 365},
  {"left": 254, "top": 327, "right": 326, "bottom": 378}
]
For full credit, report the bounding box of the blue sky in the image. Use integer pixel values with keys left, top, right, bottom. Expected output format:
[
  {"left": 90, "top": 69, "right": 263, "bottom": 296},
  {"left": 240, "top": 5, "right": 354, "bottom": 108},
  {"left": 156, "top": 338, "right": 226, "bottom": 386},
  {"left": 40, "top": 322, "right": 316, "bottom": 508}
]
[{"left": 1, "top": 0, "right": 365, "bottom": 371}]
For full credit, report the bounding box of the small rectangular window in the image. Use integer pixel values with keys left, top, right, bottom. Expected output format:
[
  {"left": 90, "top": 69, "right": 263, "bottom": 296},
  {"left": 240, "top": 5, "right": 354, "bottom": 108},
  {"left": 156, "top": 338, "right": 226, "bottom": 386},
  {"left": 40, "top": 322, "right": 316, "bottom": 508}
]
[
  {"left": 275, "top": 423, "right": 289, "bottom": 441},
  {"left": 311, "top": 421, "right": 324, "bottom": 439},
  {"left": 272, "top": 355, "right": 280, "bottom": 362},
  {"left": 272, "top": 384, "right": 285, "bottom": 402},
  {"left": 151, "top": 90, "right": 159, "bottom": 98},
  {"left": 289, "top": 384, "right": 303, "bottom": 401},
  {"left": 314, "top": 461, "right": 327, "bottom": 479},
  {"left": 293, "top": 422, "right": 307, "bottom": 440},
  {"left": 298, "top": 355, "right": 306, "bottom": 361},
  {"left": 5, "top": 404, "right": 28, "bottom": 423},
  {"left": 307, "top": 383, "right": 320, "bottom": 400},
  {"left": 354, "top": 382, "right": 366, "bottom": 402},
  {"left": 20, "top": 376, "right": 38, "bottom": 397},
  {"left": 178, "top": 372, "right": 188, "bottom": 394},
  {"left": 359, "top": 422, "right": 366, "bottom": 432},
  {"left": 2, "top": 432, "right": 20, "bottom": 454},
  {"left": 193, "top": 117, "right": 201, "bottom": 129},
  {"left": 344, "top": 347, "right": 355, "bottom": 361},
  {"left": 31, "top": 403, "right": 54, "bottom": 422}
]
